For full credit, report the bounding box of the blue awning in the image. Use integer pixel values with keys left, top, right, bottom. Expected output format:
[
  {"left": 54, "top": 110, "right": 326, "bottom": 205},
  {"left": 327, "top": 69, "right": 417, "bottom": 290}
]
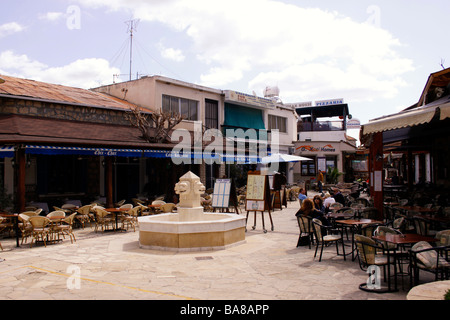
[
  {"left": 22, "top": 145, "right": 263, "bottom": 163},
  {"left": 223, "top": 103, "right": 266, "bottom": 130},
  {"left": 0, "top": 146, "right": 14, "bottom": 158},
  {"left": 25, "top": 145, "right": 143, "bottom": 157}
]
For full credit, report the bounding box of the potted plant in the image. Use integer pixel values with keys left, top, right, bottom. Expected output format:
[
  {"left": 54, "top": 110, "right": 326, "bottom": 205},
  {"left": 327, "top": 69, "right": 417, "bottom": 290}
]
[{"left": 326, "top": 167, "right": 343, "bottom": 184}]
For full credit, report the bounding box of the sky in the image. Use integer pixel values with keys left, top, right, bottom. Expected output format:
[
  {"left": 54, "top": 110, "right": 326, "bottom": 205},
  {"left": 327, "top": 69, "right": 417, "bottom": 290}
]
[{"left": 1, "top": 0, "right": 450, "bottom": 142}]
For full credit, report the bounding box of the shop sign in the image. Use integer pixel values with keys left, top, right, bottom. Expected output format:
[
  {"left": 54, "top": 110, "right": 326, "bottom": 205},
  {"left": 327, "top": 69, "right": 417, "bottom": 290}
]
[
  {"left": 315, "top": 98, "right": 344, "bottom": 106},
  {"left": 296, "top": 144, "right": 336, "bottom": 152}
]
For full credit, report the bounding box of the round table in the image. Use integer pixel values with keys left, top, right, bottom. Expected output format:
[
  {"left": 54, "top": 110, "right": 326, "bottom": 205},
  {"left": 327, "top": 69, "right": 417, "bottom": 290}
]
[{"left": 407, "top": 280, "right": 450, "bottom": 300}]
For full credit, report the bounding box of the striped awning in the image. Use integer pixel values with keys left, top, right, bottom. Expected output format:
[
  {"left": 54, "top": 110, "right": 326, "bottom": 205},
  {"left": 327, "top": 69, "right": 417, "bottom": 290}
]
[
  {"left": 361, "top": 106, "right": 438, "bottom": 136},
  {"left": 0, "top": 146, "right": 14, "bottom": 158},
  {"left": 21, "top": 145, "right": 263, "bottom": 163},
  {"left": 25, "top": 145, "right": 143, "bottom": 157}
]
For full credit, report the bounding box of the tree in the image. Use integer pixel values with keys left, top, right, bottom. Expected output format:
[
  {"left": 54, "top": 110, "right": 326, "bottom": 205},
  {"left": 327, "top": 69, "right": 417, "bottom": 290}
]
[{"left": 125, "top": 107, "right": 184, "bottom": 143}]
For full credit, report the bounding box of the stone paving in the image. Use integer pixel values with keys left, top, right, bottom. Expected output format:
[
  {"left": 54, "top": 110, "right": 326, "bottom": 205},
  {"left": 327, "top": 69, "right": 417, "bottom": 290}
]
[{"left": 0, "top": 198, "right": 427, "bottom": 301}]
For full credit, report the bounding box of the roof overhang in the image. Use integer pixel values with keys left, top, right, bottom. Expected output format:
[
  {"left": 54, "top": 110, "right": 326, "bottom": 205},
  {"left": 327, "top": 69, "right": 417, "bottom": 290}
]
[{"left": 361, "top": 105, "right": 438, "bottom": 136}]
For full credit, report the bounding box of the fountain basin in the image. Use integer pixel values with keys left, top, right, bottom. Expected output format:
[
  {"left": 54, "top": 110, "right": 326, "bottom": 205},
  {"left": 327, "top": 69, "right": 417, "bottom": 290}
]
[{"left": 138, "top": 211, "right": 246, "bottom": 251}]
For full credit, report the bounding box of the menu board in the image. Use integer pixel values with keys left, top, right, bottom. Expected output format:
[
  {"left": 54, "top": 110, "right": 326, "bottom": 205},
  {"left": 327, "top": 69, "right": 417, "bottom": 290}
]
[
  {"left": 246, "top": 175, "right": 266, "bottom": 200},
  {"left": 212, "top": 179, "right": 231, "bottom": 208}
]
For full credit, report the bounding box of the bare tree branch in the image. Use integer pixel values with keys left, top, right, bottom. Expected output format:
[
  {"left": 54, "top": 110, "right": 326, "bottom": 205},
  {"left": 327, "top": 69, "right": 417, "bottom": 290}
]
[{"left": 126, "top": 107, "right": 184, "bottom": 143}]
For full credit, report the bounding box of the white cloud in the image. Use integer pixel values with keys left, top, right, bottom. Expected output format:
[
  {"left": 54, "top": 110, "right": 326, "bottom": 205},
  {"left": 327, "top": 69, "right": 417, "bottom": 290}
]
[
  {"left": 157, "top": 43, "right": 185, "bottom": 62},
  {"left": 0, "top": 22, "right": 25, "bottom": 38},
  {"left": 39, "top": 12, "right": 65, "bottom": 22},
  {"left": 0, "top": 51, "right": 120, "bottom": 89},
  {"left": 74, "top": 0, "right": 414, "bottom": 102}
]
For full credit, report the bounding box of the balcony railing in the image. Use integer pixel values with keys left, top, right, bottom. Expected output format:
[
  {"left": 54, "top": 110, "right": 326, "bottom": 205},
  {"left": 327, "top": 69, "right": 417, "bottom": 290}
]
[{"left": 298, "top": 120, "right": 344, "bottom": 132}]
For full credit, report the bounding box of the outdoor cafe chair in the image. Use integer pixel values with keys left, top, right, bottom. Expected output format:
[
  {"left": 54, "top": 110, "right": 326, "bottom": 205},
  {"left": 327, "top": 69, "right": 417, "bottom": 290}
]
[
  {"left": 120, "top": 206, "right": 140, "bottom": 232},
  {"left": 312, "top": 218, "right": 346, "bottom": 262},
  {"left": 160, "top": 203, "right": 177, "bottom": 213},
  {"left": 296, "top": 216, "right": 314, "bottom": 249},
  {"left": 0, "top": 217, "right": 6, "bottom": 250},
  {"left": 152, "top": 200, "right": 166, "bottom": 206},
  {"left": 115, "top": 199, "right": 126, "bottom": 207},
  {"left": 18, "top": 213, "right": 33, "bottom": 245},
  {"left": 436, "top": 230, "right": 450, "bottom": 246},
  {"left": 137, "top": 203, "right": 150, "bottom": 215},
  {"left": 46, "top": 210, "right": 66, "bottom": 218},
  {"left": 20, "top": 211, "right": 39, "bottom": 218},
  {"left": 54, "top": 212, "right": 77, "bottom": 244},
  {"left": 409, "top": 241, "right": 450, "bottom": 286},
  {"left": 94, "top": 208, "right": 115, "bottom": 232},
  {"left": 76, "top": 205, "right": 93, "bottom": 228},
  {"left": 412, "top": 216, "right": 437, "bottom": 238},
  {"left": 29, "top": 216, "right": 51, "bottom": 248},
  {"left": 355, "top": 234, "right": 389, "bottom": 292}
]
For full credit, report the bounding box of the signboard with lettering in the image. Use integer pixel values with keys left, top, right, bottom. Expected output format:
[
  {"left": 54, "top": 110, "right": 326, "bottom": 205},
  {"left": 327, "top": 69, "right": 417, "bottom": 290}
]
[
  {"left": 224, "top": 90, "right": 275, "bottom": 109},
  {"left": 315, "top": 98, "right": 344, "bottom": 106}
]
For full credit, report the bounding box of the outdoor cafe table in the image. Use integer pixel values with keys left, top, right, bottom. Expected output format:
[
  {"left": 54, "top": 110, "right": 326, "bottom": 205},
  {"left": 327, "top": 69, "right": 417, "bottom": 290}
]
[
  {"left": 105, "top": 208, "right": 129, "bottom": 231},
  {"left": 372, "top": 233, "right": 439, "bottom": 292},
  {"left": 0, "top": 213, "right": 20, "bottom": 247},
  {"left": 335, "top": 219, "right": 383, "bottom": 261}
]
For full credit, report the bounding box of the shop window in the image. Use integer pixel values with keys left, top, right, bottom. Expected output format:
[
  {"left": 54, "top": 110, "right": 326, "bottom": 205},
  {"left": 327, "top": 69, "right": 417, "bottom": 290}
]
[
  {"left": 205, "top": 99, "right": 219, "bottom": 129},
  {"left": 301, "top": 157, "right": 316, "bottom": 176},
  {"left": 269, "top": 115, "right": 287, "bottom": 133},
  {"left": 162, "top": 94, "right": 198, "bottom": 121}
]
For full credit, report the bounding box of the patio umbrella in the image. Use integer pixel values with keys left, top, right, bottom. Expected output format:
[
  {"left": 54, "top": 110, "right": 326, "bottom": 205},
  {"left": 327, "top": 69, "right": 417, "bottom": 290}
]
[{"left": 260, "top": 153, "right": 312, "bottom": 164}]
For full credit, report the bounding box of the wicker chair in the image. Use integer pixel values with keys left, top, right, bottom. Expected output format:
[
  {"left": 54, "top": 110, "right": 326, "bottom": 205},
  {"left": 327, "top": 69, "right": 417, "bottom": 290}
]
[
  {"left": 296, "top": 216, "right": 314, "bottom": 249},
  {"left": 94, "top": 208, "right": 115, "bottom": 232},
  {"left": 18, "top": 213, "right": 33, "bottom": 245},
  {"left": 160, "top": 203, "right": 177, "bottom": 213},
  {"left": 355, "top": 234, "right": 390, "bottom": 292},
  {"left": 312, "top": 218, "right": 346, "bottom": 262},
  {"left": 29, "top": 216, "right": 51, "bottom": 248},
  {"left": 76, "top": 205, "right": 93, "bottom": 228},
  {"left": 53, "top": 212, "right": 77, "bottom": 243},
  {"left": 410, "top": 241, "right": 450, "bottom": 286},
  {"left": 46, "top": 210, "right": 66, "bottom": 218},
  {"left": 120, "top": 206, "right": 140, "bottom": 232}
]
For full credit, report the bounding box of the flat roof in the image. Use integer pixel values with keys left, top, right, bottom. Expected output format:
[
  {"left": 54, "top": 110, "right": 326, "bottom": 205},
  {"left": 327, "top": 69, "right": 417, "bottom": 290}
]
[{"left": 296, "top": 104, "right": 349, "bottom": 118}]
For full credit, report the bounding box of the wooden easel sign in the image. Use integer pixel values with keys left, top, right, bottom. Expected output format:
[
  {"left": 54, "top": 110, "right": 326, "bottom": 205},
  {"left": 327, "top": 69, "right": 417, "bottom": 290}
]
[{"left": 245, "top": 174, "right": 273, "bottom": 233}]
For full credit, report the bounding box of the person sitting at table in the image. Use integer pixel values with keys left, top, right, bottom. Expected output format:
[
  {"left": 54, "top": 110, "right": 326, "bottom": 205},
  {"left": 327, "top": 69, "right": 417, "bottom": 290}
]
[
  {"left": 332, "top": 188, "right": 346, "bottom": 206},
  {"left": 323, "top": 192, "right": 335, "bottom": 213},
  {"left": 298, "top": 187, "right": 307, "bottom": 205},
  {"left": 296, "top": 198, "right": 331, "bottom": 227},
  {"left": 313, "top": 195, "right": 325, "bottom": 213}
]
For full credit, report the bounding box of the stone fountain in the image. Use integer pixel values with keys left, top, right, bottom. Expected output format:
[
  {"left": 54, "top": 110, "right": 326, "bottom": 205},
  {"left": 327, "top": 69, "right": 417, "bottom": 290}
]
[{"left": 138, "top": 172, "right": 246, "bottom": 251}]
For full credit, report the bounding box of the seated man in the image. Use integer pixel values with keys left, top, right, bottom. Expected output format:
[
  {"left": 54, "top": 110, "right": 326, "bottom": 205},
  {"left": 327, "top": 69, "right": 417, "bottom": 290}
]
[
  {"left": 298, "top": 187, "right": 307, "bottom": 205},
  {"left": 332, "top": 188, "right": 346, "bottom": 206}
]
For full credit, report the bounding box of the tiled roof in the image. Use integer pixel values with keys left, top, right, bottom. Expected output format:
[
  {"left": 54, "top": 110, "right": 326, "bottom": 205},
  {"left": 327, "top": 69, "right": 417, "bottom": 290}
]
[
  {"left": 0, "top": 75, "right": 149, "bottom": 112},
  {"left": 0, "top": 114, "right": 172, "bottom": 149}
]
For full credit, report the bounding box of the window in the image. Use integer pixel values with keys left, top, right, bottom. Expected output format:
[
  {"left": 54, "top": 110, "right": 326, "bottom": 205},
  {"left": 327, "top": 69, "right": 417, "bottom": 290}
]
[
  {"left": 162, "top": 95, "right": 198, "bottom": 121},
  {"left": 205, "top": 99, "right": 219, "bottom": 129},
  {"left": 301, "top": 157, "right": 316, "bottom": 176},
  {"left": 268, "top": 115, "right": 287, "bottom": 133}
]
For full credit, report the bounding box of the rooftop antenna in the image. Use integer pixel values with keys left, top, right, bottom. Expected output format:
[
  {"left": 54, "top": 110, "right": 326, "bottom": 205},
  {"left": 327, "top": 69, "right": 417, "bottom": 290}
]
[{"left": 125, "top": 19, "right": 140, "bottom": 81}]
